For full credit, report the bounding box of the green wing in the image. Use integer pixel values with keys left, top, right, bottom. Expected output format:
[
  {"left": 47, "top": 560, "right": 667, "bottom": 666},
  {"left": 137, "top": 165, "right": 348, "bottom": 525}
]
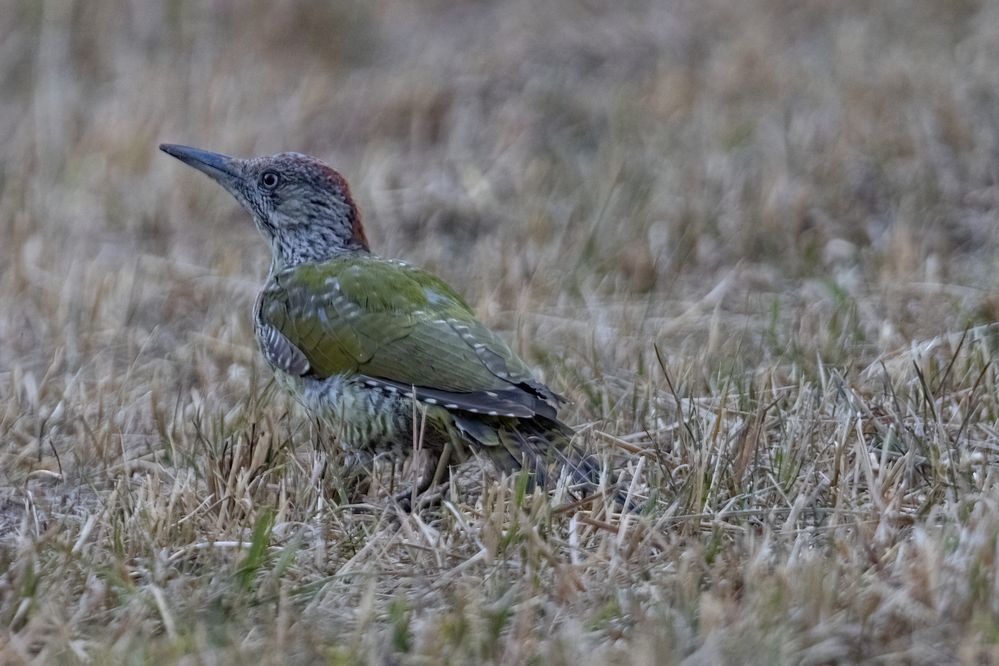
[{"left": 257, "top": 256, "right": 561, "bottom": 418}]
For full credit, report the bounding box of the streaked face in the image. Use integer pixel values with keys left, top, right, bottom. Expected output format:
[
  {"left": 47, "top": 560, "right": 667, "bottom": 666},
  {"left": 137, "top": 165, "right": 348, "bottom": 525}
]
[{"left": 161, "top": 144, "right": 368, "bottom": 263}]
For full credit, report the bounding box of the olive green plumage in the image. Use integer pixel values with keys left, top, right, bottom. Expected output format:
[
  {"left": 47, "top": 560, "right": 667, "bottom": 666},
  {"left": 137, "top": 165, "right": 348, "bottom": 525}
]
[
  {"left": 258, "top": 255, "right": 561, "bottom": 415},
  {"left": 160, "top": 143, "right": 597, "bottom": 496}
]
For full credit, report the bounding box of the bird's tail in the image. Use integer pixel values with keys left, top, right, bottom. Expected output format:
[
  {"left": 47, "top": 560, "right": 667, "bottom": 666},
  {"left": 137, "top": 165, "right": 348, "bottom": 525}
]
[{"left": 452, "top": 413, "right": 625, "bottom": 505}]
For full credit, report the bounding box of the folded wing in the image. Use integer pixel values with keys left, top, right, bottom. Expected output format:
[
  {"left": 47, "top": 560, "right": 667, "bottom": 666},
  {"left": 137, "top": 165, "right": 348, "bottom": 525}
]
[{"left": 257, "top": 256, "right": 563, "bottom": 419}]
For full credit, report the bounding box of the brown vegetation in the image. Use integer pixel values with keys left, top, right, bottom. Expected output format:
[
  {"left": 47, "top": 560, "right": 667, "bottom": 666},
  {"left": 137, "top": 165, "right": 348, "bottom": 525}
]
[{"left": 3, "top": 0, "right": 999, "bottom": 662}]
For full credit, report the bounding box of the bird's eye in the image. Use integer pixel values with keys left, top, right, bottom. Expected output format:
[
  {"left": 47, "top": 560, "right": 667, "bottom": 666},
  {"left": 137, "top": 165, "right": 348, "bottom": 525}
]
[{"left": 260, "top": 171, "right": 281, "bottom": 189}]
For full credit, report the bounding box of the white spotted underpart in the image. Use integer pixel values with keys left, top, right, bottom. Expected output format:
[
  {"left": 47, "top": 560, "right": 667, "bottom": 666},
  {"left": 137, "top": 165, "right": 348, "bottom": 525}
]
[{"left": 273, "top": 366, "right": 544, "bottom": 456}]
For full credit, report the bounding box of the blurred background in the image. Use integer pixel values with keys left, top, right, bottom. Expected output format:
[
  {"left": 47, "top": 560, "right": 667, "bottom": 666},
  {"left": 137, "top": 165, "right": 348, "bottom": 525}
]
[
  {"left": 5, "top": 1, "right": 999, "bottom": 660},
  {"left": 4, "top": 0, "right": 999, "bottom": 394}
]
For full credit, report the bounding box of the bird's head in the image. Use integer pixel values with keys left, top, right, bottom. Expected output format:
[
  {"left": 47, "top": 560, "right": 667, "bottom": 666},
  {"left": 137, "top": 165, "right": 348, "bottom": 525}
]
[{"left": 160, "top": 144, "right": 369, "bottom": 267}]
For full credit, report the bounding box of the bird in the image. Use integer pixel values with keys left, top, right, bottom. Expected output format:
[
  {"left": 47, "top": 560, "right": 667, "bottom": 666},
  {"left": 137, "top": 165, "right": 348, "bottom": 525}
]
[{"left": 160, "top": 144, "right": 603, "bottom": 504}]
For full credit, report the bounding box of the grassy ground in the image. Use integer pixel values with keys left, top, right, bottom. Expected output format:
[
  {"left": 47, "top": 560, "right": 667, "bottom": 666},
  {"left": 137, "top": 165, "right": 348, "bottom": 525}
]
[{"left": 4, "top": 0, "right": 999, "bottom": 662}]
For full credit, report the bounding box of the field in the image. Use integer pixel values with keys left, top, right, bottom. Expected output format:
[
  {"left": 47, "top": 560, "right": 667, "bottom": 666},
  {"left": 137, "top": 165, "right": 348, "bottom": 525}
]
[{"left": 4, "top": 0, "right": 999, "bottom": 662}]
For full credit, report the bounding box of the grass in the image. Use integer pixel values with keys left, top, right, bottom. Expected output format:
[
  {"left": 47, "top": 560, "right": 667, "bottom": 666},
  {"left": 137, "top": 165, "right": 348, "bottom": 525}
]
[{"left": 4, "top": 0, "right": 999, "bottom": 662}]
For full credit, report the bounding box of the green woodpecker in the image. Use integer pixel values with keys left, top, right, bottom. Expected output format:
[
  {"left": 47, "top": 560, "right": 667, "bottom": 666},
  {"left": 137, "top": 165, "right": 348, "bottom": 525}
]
[{"left": 160, "top": 144, "right": 598, "bottom": 499}]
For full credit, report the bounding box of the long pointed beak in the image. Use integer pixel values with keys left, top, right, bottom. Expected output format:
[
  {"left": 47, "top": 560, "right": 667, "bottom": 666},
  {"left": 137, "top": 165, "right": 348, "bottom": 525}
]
[{"left": 159, "top": 144, "right": 239, "bottom": 183}]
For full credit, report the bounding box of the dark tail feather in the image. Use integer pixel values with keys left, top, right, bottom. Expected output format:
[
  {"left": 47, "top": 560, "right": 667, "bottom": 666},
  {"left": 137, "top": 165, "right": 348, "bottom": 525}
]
[
  {"left": 500, "top": 417, "right": 596, "bottom": 490},
  {"left": 455, "top": 413, "right": 631, "bottom": 508}
]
